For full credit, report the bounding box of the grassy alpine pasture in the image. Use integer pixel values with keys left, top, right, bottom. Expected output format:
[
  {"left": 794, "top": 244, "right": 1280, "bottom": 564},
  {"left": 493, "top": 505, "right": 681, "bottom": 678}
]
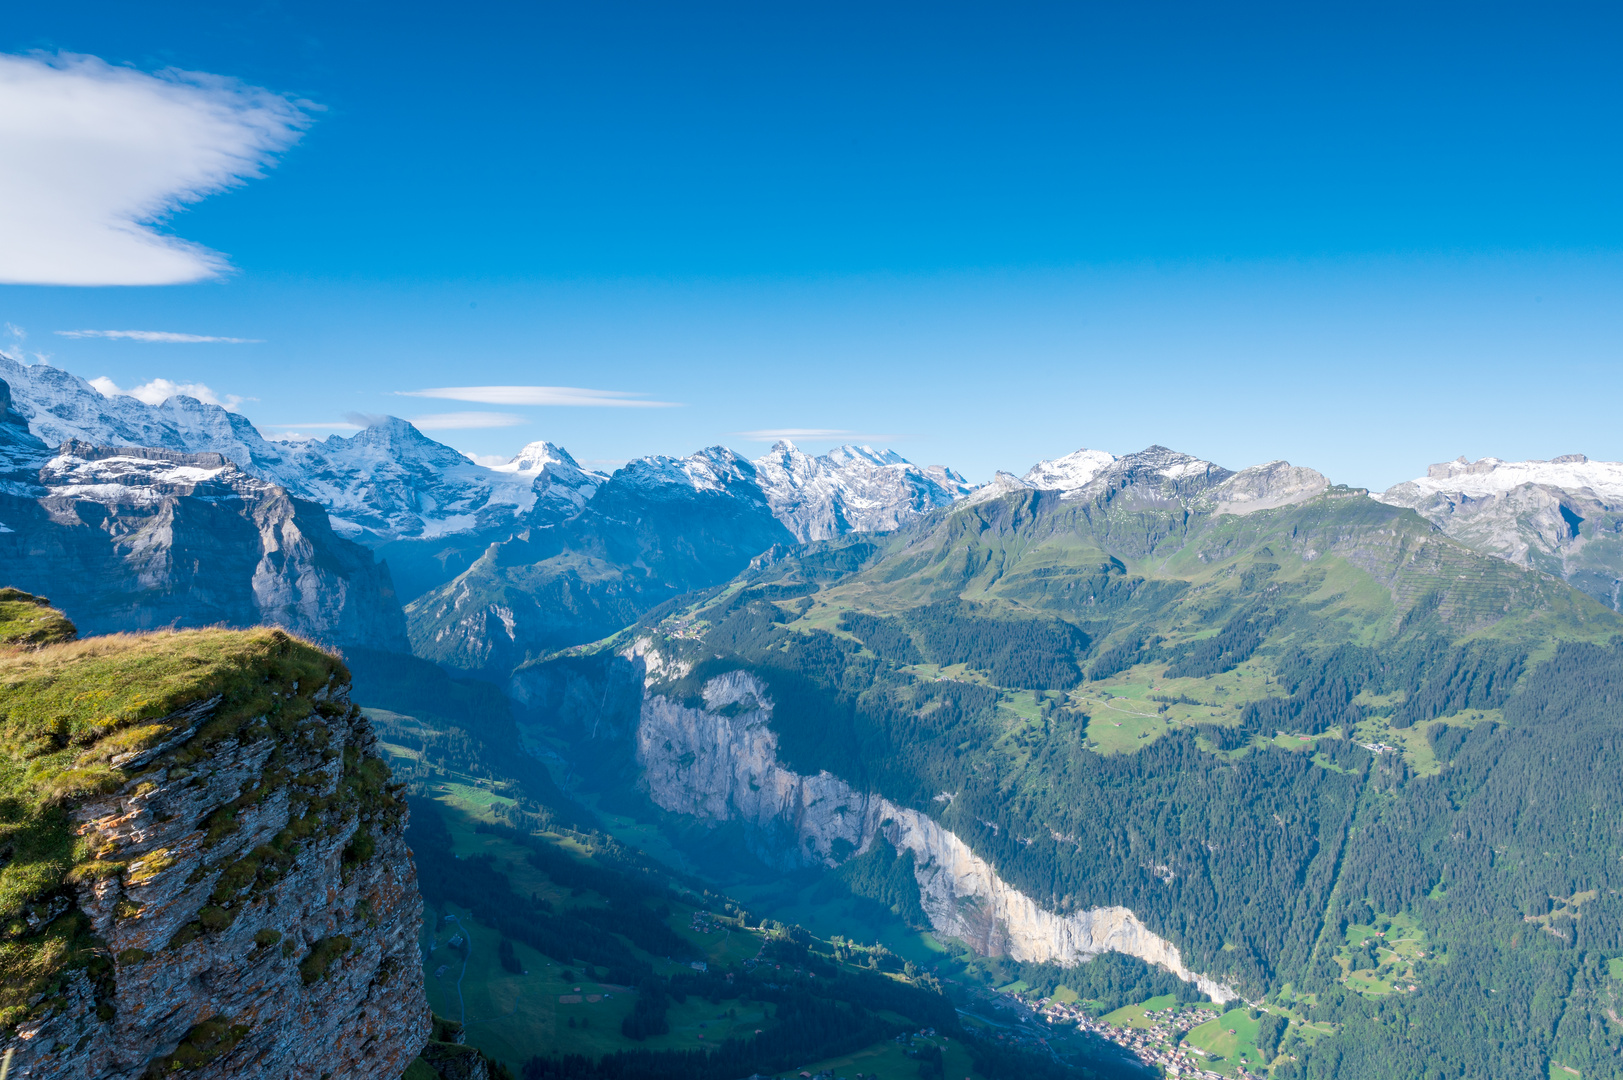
[
  {"left": 1179, "top": 1006, "right": 1265, "bottom": 1074},
  {"left": 789, "top": 1031, "right": 975, "bottom": 1080},
  {"left": 1099, "top": 993, "right": 1178, "bottom": 1029},
  {"left": 1334, "top": 912, "right": 1430, "bottom": 996}
]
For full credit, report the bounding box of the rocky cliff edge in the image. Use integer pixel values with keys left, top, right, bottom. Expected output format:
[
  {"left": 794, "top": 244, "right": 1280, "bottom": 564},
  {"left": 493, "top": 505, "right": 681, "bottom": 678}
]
[{"left": 0, "top": 608, "right": 429, "bottom": 1079}]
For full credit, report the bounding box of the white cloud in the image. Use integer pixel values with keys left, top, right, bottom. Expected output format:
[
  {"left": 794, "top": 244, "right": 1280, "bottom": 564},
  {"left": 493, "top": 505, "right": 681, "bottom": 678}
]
[
  {"left": 56, "top": 329, "right": 262, "bottom": 343},
  {"left": 260, "top": 421, "right": 363, "bottom": 431},
  {"left": 734, "top": 428, "right": 899, "bottom": 442},
  {"left": 398, "top": 385, "right": 679, "bottom": 407},
  {"left": 0, "top": 52, "right": 314, "bottom": 286},
  {"left": 89, "top": 375, "right": 247, "bottom": 410},
  {"left": 409, "top": 411, "right": 527, "bottom": 430},
  {"left": 463, "top": 452, "right": 512, "bottom": 467}
]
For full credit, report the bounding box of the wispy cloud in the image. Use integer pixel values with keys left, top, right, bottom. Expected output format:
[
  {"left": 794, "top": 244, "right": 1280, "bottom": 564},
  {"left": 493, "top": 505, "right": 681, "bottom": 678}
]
[
  {"left": 410, "top": 411, "right": 527, "bottom": 430},
  {"left": 399, "top": 386, "right": 679, "bottom": 408},
  {"left": 261, "top": 421, "right": 364, "bottom": 430},
  {"left": 734, "top": 428, "right": 900, "bottom": 443},
  {"left": 57, "top": 329, "right": 262, "bottom": 343},
  {"left": 0, "top": 52, "right": 315, "bottom": 286},
  {"left": 89, "top": 375, "right": 249, "bottom": 410}
]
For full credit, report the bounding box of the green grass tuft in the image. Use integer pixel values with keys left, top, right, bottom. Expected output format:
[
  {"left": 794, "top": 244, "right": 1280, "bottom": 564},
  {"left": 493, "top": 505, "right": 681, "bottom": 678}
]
[{"left": 0, "top": 589, "right": 76, "bottom": 650}]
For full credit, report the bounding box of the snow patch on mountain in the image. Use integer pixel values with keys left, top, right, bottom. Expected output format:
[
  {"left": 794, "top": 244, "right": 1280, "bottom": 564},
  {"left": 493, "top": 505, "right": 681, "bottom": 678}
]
[
  {"left": 753, "top": 440, "right": 975, "bottom": 542},
  {"left": 1378, "top": 454, "right": 1623, "bottom": 504},
  {"left": 1378, "top": 454, "right": 1623, "bottom": 610},
  {"left": 1021, "top": 447, "right": 1118, "bottom": 492},
  {"left": 0, "top": 352, "right": 973, "bottom": 550},
  {"left": 0, "top": 352, "right": 570, "bottom": 544},
  {"left": 492, "top": 441, "right": 605, "bottom": 525}
]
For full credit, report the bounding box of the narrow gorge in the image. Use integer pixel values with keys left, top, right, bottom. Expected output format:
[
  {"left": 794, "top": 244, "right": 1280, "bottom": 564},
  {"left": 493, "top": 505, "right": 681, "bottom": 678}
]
[{"left": 631, "top": 655, "right": 1237, "bottom": 1004}]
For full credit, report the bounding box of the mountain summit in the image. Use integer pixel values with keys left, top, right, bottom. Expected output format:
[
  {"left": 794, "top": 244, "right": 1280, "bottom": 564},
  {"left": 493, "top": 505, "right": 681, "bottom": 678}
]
[{"left": 1380, "top": 453, "right": 1623, "bottom": 609}]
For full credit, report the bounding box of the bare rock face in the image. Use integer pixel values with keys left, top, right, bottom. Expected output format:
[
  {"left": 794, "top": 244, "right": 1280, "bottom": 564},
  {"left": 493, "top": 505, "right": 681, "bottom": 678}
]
[
  {"left": 0, "top": 636, "right": 430, "bottom": 1079},
  {"left": 0, "top": 435, "right": 408, "bottom": 651},
  {"left": 1379, "top": 454, "right": 1623, "bottom": 610},
  {"left": 1210, "top": 460, "right": 1330, "bottom": 516},
  {"left": 634, "top": 663, "right": 1236, "bottom": 1003},
  {"left": 753, "top": 441, "right": 974, "bottom": 542}
]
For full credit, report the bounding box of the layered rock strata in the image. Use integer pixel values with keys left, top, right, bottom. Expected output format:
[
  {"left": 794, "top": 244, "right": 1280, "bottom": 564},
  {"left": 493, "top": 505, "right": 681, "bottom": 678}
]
[
  {"left": 636, "top": 667, "right": 1236, "bottom": 1003},
  {"left": 0, "top": 637, "right": 429, "bottom": 1079},
  {"left": 0, "top": 388, "right": 409, "bottom": 650}
]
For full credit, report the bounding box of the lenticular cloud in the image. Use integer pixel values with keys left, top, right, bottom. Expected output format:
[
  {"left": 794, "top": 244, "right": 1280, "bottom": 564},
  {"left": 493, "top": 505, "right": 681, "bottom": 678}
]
[{"left": 0, "top": 52, "right": 313, "bottom": 286}]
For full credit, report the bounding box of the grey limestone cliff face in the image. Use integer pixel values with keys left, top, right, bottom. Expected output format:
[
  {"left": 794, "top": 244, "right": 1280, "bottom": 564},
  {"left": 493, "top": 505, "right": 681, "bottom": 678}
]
[
  {"left": 0, "top": 676, "right": 430, "bottom": 1079},
  {"left": 0, "top": 434, "right": 408, "bottom": 650},
  {"left": 1209, "top": 460, "right": 1330, "bottom": 516},
  {"left": 634, "top": 663, "right": 1236, "bottom": 1002}
]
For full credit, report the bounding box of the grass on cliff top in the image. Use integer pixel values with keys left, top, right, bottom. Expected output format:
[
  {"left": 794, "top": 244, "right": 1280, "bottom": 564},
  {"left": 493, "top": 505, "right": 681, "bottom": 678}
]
[
  {"left": 0, "top": 625, "right": 347, "bottom": 812},
  {"left": 0, "top": 623, "right": 346, "bottom": 1029},
  {"left": 0, "top": 589, "right": 77, "bottom": 649}
]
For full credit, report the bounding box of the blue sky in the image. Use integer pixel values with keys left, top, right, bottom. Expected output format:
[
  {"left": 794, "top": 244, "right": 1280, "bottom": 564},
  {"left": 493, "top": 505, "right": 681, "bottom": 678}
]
[{"left": 1, "top": 2, "right": 1620, "bottom": 486}]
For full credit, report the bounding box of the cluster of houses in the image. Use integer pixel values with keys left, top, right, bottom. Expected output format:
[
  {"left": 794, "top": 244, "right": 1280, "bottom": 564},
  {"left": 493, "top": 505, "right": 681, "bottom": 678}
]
[{"left": 1031, "top": 996, "right": 1265, "bottom": 1079}]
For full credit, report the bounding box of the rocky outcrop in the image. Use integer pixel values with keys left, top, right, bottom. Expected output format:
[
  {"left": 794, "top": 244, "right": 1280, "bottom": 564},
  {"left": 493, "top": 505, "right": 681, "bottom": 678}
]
[
  {"left": 0, "top": 629, "right": 430, "bottom": 1079},
  {"left": 1209, "top": 460, "right": 1330, "bottom": 516},
  {"left": 635, "top": 667, "right": 1236, "bottom": 1002}
]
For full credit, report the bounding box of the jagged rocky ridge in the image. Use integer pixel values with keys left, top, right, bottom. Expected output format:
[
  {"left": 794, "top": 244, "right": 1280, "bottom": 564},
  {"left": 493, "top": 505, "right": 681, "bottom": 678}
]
[
  {"left": 406, "top": 442, "right": 975, "bottom": 673},
  {"left": 1380, "top": 453, "right": 1623, "bottom": 609},
  {"left": 632, "top": 659, "right": 1238, "bottom": 1002},
  {"left": 0, "top": 354, "right": 973, "bottom": 556},
  {"left": 0, "top": 619, "right": 428, "bottom": 1079},
  {"left": 0, "top": 379, "right": 407, "bottom": 650},
  {"left": 0, "top": 354, "right": 554, "bottom": 547}
]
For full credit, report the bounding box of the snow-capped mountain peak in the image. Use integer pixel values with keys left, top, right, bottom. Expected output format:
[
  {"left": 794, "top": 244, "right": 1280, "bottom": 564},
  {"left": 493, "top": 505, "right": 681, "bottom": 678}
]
[
  {"left": 495, "top": 440, "right": 576, "bottom": 474},
  {"left": 752, "top": 441, "right": 974, "bottom": 542},
  {"left": 1378, "top": 454, "right": 1623, "bottom": 611},
  {"left": 614, "top": 446, "right": 760, "bottom": 498},
  {"left": 1384, "top": 453, "right": 1623, "bottom": 503},
  {"left": 1021, "top": 447, "right": 1119, "bottom": 492}
]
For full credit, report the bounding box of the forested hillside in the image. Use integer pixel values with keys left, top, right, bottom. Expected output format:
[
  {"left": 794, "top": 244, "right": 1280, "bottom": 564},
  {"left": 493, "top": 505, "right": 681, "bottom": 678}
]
[{"left": 510, "top": 447, "right": 1623, "bottom": 1079}]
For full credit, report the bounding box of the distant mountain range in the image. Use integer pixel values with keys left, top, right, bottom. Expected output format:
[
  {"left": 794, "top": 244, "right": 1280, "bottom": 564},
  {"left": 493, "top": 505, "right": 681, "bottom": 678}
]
[
  {"left": 9, "top": 351, "right": 1623, "bottom": 1078},
  {"left": 1, "top": 349, "right": 1620, "bottom": 658}
]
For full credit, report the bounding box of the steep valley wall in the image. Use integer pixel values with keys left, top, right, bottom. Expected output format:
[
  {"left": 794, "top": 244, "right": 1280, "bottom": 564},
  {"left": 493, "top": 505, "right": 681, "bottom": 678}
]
[{"left": 635, "top": 665, "right": 1237, "bottom": 1003}]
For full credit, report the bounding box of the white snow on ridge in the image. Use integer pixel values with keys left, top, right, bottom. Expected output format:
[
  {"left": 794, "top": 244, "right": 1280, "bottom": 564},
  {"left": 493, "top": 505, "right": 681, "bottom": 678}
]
[
  {"left": 753, "top": 440, "right": 974, "bottom": 542},
  {"left": 1378, "top": 454, "right": 1623, "bottom": 505},
  {"left": 1021, "top": 447, "right": 1118, "bottom": 492},
  {"left": 614, "top": 446, "right": 761, "bottom": 498}
]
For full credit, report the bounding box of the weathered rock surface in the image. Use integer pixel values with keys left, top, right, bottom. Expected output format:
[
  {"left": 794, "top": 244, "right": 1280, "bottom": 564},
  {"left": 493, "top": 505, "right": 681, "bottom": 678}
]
[
  {"left": 0, "top": 664, "right": 430, "bottom": 1079},
  {"left": 753, "top": 441, "right": 973, "bottom": 542},
  {"left": 635, "top": 666, "right": 1236, "bottom": 1002},
  {"left": 1210, "top": 460, "right": 1331, "bottom": 516},
  {"left": 1379, "top": 454, "right": 1623, "bottom": 609},
  {"left": 0, "top": 389, "right": 408, "bottom": 651}
]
